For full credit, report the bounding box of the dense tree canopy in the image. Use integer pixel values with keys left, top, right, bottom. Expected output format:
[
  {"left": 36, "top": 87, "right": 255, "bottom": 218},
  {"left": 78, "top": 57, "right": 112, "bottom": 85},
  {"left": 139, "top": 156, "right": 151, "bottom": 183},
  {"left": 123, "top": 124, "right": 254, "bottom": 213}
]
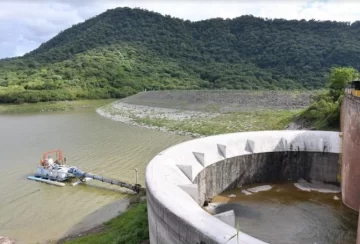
[
  {"left": 1, "top": 7, "right": 360, "bottom": 103},
  {"left": 301, "top": 67, "right": 358, "bottom": 129}
]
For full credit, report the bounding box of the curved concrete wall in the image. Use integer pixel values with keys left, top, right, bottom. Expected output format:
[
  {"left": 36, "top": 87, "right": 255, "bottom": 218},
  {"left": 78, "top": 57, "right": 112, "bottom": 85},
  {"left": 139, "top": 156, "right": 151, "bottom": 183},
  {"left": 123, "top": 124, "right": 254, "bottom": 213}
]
[
  {"left": 146, "top": 131, "right": 340, "bottom": 244},
  {"left": 195, "top": 152, "right": 339, "bottom": 206},
  {"left": 341, "top": 94, "right": 360, "bottom": 211}
]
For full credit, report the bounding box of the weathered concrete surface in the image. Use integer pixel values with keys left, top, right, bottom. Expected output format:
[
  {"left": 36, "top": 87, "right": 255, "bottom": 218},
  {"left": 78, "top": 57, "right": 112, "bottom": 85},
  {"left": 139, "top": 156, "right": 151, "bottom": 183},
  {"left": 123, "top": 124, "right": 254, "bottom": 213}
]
[
  {"left": 214, "top": 210, "right": 236, "bottom": 228},
  {"left": 357, "top": 208, "right": 360, "bottom": 244},
  {"left": 341, "top": 95, "right": 360, "bottom": 211},
  {"left": 146, "top": 131, "right": 339, "bottom": 244},
  {"left": 195, "top": 152, "right": 339, "bottom": 205}
]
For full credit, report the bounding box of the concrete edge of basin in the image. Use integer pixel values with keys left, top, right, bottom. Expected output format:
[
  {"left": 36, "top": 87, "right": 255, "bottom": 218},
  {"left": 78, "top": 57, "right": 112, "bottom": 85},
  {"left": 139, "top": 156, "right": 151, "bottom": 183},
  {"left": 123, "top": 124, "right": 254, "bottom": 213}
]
[{"left": 145, "top": 130, "right": 340, "bottom": 244}]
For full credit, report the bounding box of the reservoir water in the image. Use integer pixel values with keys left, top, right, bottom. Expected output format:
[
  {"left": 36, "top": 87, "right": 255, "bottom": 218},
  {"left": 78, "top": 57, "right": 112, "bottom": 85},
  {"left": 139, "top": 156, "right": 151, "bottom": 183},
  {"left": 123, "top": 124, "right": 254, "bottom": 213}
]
[
  {"left": 211, "top": 183, "right": 358, "bottom": 244},
  {"left": 0, "top": 109, "right": 189, "bottom": 243}
]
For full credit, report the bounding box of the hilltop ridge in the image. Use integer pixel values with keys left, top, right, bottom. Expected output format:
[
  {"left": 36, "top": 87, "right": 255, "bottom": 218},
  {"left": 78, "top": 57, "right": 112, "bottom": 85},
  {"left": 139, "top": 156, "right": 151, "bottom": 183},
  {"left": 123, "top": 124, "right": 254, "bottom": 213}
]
[{"left": 1, "top": 7, "right": 360, "bottom": 103}]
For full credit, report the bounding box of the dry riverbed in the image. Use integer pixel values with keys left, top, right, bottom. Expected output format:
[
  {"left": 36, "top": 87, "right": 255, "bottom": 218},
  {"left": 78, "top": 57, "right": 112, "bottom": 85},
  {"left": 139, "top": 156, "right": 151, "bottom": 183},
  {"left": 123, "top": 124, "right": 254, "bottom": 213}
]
[{"left": 97, "top": 90, "right": 313, "bottom": 137}]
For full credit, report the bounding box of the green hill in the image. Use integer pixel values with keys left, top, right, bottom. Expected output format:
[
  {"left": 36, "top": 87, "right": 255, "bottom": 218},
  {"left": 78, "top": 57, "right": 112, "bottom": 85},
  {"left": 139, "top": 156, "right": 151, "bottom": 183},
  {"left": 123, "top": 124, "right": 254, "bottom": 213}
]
[{"left": 1, "top": 7, "right": 360, "bottom": 103}]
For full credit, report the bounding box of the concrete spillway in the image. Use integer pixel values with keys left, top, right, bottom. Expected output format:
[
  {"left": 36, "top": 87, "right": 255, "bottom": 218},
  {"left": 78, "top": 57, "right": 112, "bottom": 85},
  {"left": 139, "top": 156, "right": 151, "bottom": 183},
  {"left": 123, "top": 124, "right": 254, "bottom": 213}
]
[{"left": 145, "top": 130, "right": 340, "bottom": 244}]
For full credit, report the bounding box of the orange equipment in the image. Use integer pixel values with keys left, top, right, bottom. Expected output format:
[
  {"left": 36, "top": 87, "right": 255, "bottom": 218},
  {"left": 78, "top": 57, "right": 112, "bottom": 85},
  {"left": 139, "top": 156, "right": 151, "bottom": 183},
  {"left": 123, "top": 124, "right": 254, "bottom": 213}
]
[{"left": 40, "top": 149, "right": 66, "bottom": 166}]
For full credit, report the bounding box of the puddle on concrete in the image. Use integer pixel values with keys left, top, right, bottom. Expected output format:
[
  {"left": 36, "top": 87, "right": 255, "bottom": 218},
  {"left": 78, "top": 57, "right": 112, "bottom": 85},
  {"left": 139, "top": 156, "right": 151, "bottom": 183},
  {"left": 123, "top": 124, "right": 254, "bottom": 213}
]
[{"left": 210, "top": 182, "right": 358, "bottom": 244}]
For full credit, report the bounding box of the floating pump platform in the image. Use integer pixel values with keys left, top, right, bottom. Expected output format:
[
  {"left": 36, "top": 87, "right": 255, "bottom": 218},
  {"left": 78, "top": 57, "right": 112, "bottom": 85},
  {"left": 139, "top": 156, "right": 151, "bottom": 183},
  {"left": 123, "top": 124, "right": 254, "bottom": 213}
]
[{"left": 28, "top": 149, "right": 142, "bottom": 194}]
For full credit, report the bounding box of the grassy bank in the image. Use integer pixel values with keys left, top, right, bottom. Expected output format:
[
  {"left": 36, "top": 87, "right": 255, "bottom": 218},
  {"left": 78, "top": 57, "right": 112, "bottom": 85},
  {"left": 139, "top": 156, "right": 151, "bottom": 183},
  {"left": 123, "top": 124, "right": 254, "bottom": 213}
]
[
  {"left": 0, "top": 99, "right": 116, "bottom": 114},
  {"left": 59, "top": 202, "right": 148, "bottom": 244},
  {"left": 97, "top": 89, "right": 313, "bottom": 137},
  {"left": 99, "top": 100, "right": 303, "bottom": 137},
  {"left": 135, "top": 109, "right": 301, "bottom": 136}
]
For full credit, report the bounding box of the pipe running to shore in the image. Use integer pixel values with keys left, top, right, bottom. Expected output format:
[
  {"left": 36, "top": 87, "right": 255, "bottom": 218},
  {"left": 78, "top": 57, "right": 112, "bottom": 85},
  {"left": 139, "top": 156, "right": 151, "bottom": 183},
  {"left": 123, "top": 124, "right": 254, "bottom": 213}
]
[{"left": 68, "top": 167, "right": 141, "bottom": 193}]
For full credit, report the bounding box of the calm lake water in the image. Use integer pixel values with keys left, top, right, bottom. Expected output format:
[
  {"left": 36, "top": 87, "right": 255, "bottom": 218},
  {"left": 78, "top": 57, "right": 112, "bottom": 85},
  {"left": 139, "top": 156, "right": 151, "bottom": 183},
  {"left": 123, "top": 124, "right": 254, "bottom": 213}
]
[
  {"left": 0, "top": 110, "right": 189, "bottom": 244},
  {"left": 212, "top": 183, "right": 358, "bottom": 244}
]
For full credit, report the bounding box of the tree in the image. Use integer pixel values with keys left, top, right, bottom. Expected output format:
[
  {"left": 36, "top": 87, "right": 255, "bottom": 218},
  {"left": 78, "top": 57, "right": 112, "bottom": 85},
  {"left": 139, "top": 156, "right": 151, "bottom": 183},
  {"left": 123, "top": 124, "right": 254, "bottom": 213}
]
[
  {"left": 329, "top": 67, "right": 358, "bottom": 101},
  {"left": 2, "top": 8, "right": 360, "bottom": 103},
  {"left": 301, "top": 67, "right": 359, "bottom": 129}
]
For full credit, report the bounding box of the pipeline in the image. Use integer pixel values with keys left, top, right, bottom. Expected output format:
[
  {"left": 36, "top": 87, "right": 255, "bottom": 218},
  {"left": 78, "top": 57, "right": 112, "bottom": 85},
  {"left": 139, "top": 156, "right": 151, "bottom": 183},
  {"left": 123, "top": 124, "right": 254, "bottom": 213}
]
[{"left": 68, "top": 167, "right": 142, "bottom": 194}]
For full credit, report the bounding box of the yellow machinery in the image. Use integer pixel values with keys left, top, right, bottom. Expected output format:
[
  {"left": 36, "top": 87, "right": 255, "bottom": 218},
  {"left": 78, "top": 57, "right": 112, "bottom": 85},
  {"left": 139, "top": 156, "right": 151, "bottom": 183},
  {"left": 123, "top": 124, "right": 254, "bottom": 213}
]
[{"left": 347, "top": 80, "right": 360, "bottom": 97}]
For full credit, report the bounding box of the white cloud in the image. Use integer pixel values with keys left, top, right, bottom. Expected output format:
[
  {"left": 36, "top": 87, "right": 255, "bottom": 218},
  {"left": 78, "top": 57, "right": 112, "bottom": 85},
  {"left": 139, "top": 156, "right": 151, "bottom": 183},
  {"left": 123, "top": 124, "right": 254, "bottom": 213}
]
[{"left": 0, "top": 0, "right": 360, "bottom": 59}]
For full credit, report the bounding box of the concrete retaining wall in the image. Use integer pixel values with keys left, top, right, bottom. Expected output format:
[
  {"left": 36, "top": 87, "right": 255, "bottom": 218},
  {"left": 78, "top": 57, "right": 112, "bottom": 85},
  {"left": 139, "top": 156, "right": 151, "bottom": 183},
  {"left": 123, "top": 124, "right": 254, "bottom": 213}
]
[
  {"left": 341, "top": 95, "right": 360, "bottom": 211},
  {"left": 146, "top": 131, "right": 340, "bottom": 244},
  {"left": 195, "top": 152, "right": 339, "bottom": 205}
]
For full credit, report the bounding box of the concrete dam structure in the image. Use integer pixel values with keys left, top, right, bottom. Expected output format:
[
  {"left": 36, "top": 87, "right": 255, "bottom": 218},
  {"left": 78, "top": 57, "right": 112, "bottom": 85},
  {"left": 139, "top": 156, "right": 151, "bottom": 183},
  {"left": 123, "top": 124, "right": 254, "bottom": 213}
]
[
  {"left": 341, "top": 94, "right": 360, "bottom": 211},
  {"left": 341, "top": 93, "right": 360, "bottom": 244},
  {"left": 146, "top": 130, "right": 340, "bottom": 244}
]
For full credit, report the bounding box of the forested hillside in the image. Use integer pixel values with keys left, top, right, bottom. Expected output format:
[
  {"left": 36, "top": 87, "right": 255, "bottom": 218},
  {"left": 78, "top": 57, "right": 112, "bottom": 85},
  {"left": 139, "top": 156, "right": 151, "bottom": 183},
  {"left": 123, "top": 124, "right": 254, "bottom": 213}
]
[{"left": 1, "top": 7, "right": 360, "bottom": 103}]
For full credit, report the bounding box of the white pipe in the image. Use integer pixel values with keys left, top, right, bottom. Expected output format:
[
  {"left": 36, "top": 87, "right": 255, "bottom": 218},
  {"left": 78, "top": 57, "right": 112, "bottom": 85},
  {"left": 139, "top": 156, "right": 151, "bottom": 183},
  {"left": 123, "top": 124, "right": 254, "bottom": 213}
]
[{"left": 27, "top": 176, "right": 65, "bottom": 187}]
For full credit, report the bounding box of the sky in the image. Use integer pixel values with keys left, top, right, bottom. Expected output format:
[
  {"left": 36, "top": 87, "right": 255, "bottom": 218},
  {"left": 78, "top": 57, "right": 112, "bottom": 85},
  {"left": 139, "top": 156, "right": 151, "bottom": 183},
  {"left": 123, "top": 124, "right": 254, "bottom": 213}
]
[{"left": 1, "top": 0, "right": 360, "bottom": 59}]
